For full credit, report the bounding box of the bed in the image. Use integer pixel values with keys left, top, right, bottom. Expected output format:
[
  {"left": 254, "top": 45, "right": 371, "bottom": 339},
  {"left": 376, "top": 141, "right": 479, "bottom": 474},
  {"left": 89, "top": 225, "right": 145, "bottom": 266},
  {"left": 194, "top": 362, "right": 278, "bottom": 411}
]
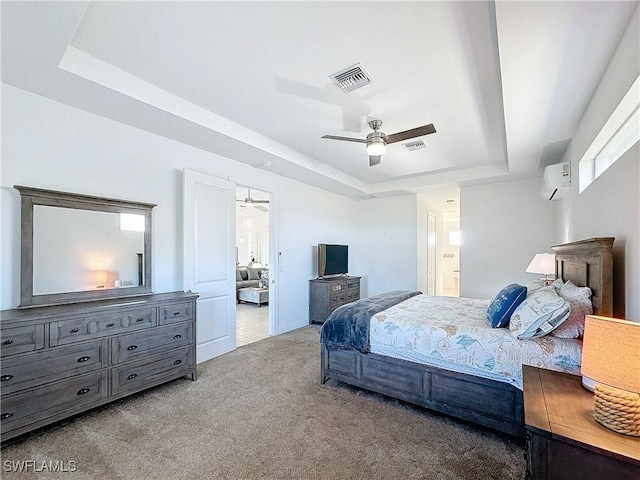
[{"left": 320, "top": 238, "right": 614, "bottom": 437}]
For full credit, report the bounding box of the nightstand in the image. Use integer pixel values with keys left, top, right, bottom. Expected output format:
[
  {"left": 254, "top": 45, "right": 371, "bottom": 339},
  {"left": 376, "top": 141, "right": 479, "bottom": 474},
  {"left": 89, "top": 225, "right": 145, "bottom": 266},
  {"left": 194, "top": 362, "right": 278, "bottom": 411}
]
[{"left": 523, "top": 365, "right": 640, "bottom": 480}]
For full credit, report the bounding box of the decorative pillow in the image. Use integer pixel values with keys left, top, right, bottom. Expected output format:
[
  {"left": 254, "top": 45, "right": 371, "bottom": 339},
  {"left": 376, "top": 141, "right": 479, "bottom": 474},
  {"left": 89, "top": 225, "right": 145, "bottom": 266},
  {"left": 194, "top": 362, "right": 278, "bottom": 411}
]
[
  {"left": 239, "top": 269, "right": 248, "bottom": 281},
  {"left": 551, "top": 281, "right": 592, "bottom": 339},
  {"left": 509, "top": 288, "right": 571, "bottom": 339},
  {"left": 247, "top": 268, "right": 261, "bottom": 281},
  {"left": 550, "top": 278, "right": 564, "bottom": 292},
  {"left": 486, "top": 284, "right": 527, "bottom": 328},
  {"left": 236, "top": 269, "right": 243, "bottom": 282},
  {"left": 260, "top": 269, "right": 269, "bottom": 280}
]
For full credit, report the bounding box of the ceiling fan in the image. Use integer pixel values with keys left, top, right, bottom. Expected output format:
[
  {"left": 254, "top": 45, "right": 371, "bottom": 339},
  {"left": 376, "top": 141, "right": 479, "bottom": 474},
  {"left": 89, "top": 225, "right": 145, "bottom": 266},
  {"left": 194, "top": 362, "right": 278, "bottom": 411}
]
[
  {"left": 322, "top": 118, "right": 436, "bottom": 166},
  {"left": 237, "top": 189, "right": 269, "bottom": 211}
]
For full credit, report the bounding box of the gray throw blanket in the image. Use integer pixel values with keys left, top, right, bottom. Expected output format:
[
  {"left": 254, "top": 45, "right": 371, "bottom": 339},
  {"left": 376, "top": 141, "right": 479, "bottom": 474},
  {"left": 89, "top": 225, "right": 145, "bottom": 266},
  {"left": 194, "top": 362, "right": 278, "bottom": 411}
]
[{"left": 320, "top": 290, "right": 422, "bottom": 353}]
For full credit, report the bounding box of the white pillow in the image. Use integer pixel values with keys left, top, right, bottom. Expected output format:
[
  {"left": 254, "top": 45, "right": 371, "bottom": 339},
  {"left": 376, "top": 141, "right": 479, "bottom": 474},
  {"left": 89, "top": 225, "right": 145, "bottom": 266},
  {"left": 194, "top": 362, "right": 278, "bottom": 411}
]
[
  {"left": 550, "top": 278, "right": 564, "bottom": 292},
  {"left": 525, "top": 280, "right": 547, "bottom": 295},
  {"left": 550, "top": 281, "right": 592, "bottom": 339},
  {"left": 509, "top": 288, "right": 571, "bottom": 339}
]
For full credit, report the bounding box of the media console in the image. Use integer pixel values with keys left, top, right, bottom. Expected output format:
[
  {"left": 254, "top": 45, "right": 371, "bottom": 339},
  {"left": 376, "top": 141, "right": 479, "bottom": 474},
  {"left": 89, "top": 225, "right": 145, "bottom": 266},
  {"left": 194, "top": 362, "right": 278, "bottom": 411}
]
[{"left": 309, "top": 276, "right": 360, "bottom": 324}]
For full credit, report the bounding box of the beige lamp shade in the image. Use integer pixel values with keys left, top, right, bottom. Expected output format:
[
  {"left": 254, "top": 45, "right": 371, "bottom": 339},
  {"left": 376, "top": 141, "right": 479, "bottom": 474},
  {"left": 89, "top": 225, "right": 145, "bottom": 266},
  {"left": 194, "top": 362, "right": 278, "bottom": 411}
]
[
  {"left": 525, "top": 253, "right": 556, "bottom": 275},
  {"left": 582, "top": 315, "right": 640, "bottom": 394}
]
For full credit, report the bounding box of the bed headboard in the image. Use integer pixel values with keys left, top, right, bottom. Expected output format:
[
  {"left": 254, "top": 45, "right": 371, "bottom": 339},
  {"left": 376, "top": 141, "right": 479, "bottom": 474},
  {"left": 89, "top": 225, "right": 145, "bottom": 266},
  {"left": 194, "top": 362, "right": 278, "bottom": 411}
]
[{"left": 551, "top": 238, "right": 614, "bottom": 316}]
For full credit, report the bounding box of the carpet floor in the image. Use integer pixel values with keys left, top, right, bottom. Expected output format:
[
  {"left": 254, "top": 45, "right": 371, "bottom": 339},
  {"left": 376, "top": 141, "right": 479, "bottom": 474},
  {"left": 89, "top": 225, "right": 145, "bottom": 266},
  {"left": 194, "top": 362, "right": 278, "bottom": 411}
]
[{"left": 1, "top": 325, "right": 525, "bottom": 479}]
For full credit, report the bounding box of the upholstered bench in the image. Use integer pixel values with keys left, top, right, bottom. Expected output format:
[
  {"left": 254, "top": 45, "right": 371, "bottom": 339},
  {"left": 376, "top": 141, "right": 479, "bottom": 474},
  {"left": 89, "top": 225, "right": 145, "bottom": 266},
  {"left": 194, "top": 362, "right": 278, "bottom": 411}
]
[{"left": 238, "top": 287, "right": 269, "bottom": 307}]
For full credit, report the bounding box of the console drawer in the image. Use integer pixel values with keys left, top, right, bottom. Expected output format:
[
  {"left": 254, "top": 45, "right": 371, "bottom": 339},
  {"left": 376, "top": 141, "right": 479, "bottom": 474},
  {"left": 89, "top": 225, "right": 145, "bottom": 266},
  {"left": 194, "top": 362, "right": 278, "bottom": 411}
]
[
  {"left": 0, "top": 324, "right": 45, "bottom": 357},
  {"left": 112, "top": 346, "right": 193, "bottom": 394},
  {"left": 112, "top": 322, "right": 192, "bottom": 364},
  {"left": 1, "top": 371, "right": 108, "bottom": 430},
  {"left": 0, "top": 340, "right": 106, "bottom": 395},
  {"left": 51, "top": 308, "right": 155, "bottom": 346},
  {"left": 159, "top": 302, "right": 193, "bottom": 324},
  {"left": 330, "top": 294, "right": 346, "bottom": 307}
]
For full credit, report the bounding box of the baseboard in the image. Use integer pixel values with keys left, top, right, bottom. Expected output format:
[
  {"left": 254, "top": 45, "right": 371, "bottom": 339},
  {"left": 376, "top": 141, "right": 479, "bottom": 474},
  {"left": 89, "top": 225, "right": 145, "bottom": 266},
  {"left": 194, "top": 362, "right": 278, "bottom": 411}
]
[{"left": 276, "top": 318, "right": 309, "bottom": 335}]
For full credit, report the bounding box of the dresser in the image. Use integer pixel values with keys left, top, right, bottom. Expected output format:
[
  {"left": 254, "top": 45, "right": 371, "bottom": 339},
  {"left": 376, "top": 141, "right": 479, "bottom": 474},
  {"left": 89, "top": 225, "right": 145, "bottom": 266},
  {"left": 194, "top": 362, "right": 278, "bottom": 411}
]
[
  {"left": 0, "top": 291, "right": 197, "bottom": 443},
  {"left": 523, "top": 366, "right": 640, "bottom": 480},
  {"left": 309, "top": 276, "right": 360, "bottom": 324}
]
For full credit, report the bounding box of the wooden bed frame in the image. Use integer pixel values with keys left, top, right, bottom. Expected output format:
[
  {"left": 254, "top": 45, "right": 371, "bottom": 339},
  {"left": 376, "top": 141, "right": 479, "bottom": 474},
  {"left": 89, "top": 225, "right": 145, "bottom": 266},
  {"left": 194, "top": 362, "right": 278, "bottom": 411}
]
[{"left": 320, "top": 238, "right": 614, "bottom": 437}]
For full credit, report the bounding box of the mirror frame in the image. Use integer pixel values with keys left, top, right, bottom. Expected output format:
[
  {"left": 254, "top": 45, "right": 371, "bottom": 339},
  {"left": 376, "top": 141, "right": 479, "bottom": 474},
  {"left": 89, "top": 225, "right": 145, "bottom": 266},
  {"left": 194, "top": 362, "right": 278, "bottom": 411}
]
[{"left": 15, "top": 185, "right": 156, "bottom": 308}]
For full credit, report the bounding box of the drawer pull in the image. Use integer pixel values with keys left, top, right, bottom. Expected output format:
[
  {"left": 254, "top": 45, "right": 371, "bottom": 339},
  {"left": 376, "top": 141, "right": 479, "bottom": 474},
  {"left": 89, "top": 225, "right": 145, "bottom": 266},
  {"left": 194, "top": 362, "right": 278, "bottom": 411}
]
[
  {"left": 173, "top": 334, "right": 182, "bottom": 340},
  {"left": 1, "top": 375, "right": 14, "bottom": 382},
  {"left": 77, "top": 388, "right": 90, "bottom": 395},
  {"left": 106, "top": 323, "right": 115, "bottom": 328},
  {"left": 127, "top": 345, "right": 138, "bottom": 351},
  {"left": 70, "top": 328, "right": 79, "bottom": 334},
  {"left": 136, "top": 317, "right": 145, "bottom": 323},
  {"left": 173, "top": 311, "right": 181, "bottom": 316},
  {"left": 173, "top": 360, "right": 182, "bottom": 365},
  {"left": 1, "top": 413, "right": 13, "bottom": 420},
  {"left": 77, "top": 356, "right": 91, "bottom": 363},
  {"left": 127, "top": 373, "right": 138, "bottom": 380},
  {"left": 3, "top": 339, "right": 13, "bottom": 345}
]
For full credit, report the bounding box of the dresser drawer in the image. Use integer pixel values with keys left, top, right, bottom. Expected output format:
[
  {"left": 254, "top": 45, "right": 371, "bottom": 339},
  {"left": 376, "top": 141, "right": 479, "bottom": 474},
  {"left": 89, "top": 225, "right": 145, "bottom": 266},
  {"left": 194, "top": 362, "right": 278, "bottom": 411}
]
[
  {"left": 1, "top": 371, "right": 108, "bottom": 430},
  {"left": 51, "top": 308, "right": 156, "bottom": 346},
  {"left": 112, "top": 322, "right": 192, "bottom": 364},
  {"left": 0, "top": 340, "right": 106, "bottom": 395},
  {"left": 159, "top": 302, "right": 193, "bottom": 325},
  {"left": 0, "top": 324, "right": 45, "bottom": 357},
  {"left": 330, "top": 294, "right": 346, "bottom": 307},
  {"left": 112, "top": 346, "right": 193, "bottom": 395}
]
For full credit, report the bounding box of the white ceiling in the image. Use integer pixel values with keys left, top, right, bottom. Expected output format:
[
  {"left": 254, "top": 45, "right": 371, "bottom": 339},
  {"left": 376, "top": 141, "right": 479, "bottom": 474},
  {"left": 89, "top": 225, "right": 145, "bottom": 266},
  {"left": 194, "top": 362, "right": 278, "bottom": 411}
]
[{"left": 2, "top": 1, "right": 636, "bottom": 200}]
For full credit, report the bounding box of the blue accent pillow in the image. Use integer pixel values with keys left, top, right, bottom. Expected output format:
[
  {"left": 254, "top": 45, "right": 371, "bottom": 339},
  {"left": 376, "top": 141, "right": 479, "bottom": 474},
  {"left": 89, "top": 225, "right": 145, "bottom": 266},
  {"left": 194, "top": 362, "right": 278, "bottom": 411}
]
[{"left": 487, "top": 284, "right": 527, "bottom": 328}]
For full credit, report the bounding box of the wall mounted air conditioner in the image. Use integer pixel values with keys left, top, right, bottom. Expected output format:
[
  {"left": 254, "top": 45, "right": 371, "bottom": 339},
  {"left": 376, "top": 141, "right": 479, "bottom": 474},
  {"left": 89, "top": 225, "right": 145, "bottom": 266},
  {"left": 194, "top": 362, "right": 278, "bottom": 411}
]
[{"left": 541, "top": 162, "right": 571, "bottom": 201}]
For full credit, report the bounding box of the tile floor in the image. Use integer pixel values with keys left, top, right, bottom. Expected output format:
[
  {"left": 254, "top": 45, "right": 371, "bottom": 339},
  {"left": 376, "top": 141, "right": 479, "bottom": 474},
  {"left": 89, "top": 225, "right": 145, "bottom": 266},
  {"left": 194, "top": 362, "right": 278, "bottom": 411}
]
[{"left": 236, "top": 302, "right": 270, "bottom": 346}]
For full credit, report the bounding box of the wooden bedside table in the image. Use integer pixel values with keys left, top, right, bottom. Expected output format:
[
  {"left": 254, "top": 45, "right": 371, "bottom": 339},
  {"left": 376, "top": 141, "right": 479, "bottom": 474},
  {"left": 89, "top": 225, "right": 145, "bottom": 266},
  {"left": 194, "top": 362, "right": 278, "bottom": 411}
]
[{"left": 523, "top": 366, "right": 640, "bottom": 480}]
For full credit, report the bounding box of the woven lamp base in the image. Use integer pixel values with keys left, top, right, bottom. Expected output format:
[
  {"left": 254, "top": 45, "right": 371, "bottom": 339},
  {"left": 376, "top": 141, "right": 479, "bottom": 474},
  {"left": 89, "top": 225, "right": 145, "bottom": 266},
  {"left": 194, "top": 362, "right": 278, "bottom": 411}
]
[{"left": 593, "top": 384, "right": 640, "bottom": 437}]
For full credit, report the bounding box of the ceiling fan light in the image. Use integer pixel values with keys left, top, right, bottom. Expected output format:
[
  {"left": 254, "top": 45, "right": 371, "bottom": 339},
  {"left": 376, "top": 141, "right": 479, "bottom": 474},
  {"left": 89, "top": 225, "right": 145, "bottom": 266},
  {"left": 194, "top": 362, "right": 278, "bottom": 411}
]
[{"left": 366, "top": 139, "right": 386, "bottom": 156}]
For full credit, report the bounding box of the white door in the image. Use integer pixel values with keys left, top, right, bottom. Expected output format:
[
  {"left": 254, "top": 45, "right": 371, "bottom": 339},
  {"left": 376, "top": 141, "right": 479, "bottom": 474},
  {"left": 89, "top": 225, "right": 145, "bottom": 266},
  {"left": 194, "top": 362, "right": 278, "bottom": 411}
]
[
  {"left": 183, "top": 169, "right": 236, "bottom": 363},
  {"left": 427, "top": 212, "right": 437, "bottom": 295}
]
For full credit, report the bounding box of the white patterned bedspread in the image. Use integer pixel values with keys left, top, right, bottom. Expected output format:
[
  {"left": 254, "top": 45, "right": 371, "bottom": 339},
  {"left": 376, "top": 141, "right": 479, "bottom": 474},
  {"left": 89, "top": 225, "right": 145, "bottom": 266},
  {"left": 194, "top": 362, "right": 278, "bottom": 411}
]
[{"left": 369, "top": 294, "right": 582, "bottom": 389}]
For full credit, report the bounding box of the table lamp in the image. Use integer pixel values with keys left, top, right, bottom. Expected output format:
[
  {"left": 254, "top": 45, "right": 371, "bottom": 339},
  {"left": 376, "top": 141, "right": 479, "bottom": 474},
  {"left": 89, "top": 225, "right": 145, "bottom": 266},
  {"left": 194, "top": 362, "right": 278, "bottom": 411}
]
[
  {"left": 581, "top": 315, "right": 640, "bottom": 436},
  {"left": 525, "top": 253, "right": 555, "bottom": 283},
  {"left": 94, "top": 270, "right": 108, "bottom": 289}
]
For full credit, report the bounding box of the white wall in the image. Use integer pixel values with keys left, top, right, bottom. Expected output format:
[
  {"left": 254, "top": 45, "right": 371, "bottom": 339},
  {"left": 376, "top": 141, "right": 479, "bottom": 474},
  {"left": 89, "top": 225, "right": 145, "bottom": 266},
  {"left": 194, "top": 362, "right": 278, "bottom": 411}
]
[
  {"left": 460, "top": 177, "right": 556, "bottom": 300},
  {"left": 556, "top": 6, "right": 639, "bottom": 320},
  {"left": 236, "top": 208, "right": 269, "bottom": 266},
  {"left": 0, "top": 84, "right": 356, "bottom": 334},
  {"left": 352, "top": 195, "right": 419, "bottom": 297},
  {"left": 1, "top": 84, "right": 423, "bottom": 330}
]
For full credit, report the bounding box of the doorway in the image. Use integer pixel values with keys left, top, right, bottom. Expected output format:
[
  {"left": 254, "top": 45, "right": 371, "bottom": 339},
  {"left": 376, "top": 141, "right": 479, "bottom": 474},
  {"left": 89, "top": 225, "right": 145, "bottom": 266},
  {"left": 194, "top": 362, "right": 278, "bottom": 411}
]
[
  {"left": 442, "top": 209, "right": 460, "bottom": 297},
  {"left": 236, "top": 186, "right": 271, "bottom": 346}
]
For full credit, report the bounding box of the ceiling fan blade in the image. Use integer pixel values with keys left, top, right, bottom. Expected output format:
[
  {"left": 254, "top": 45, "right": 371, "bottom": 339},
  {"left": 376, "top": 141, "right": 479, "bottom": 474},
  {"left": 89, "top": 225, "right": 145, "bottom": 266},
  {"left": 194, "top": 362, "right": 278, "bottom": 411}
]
[
  {"left": 369, "top": 155, "right": 381, "bottom": 166},
  {"left": 385, "top": 124, "right": 436, "bottom": 144},
  {"left": 321, "top": 135, "right": 367, "bottom": 143}
]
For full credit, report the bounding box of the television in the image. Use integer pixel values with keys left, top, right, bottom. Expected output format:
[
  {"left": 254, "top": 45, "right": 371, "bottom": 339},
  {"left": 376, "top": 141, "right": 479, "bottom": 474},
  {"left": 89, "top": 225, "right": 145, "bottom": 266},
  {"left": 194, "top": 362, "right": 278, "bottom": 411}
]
[{"left": 318, "top": 244, "right": 348, "bottom": 277}]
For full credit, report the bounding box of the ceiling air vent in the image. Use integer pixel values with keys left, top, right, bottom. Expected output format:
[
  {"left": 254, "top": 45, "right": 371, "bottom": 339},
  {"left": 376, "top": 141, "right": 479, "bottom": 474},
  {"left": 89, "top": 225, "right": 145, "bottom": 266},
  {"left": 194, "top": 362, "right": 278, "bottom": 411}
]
[
  {"left": 329, "top": 63, "right": 373, "bottom": 93},
  {"left": 403, "top": 140, "right": 427, "bottom": 151}
]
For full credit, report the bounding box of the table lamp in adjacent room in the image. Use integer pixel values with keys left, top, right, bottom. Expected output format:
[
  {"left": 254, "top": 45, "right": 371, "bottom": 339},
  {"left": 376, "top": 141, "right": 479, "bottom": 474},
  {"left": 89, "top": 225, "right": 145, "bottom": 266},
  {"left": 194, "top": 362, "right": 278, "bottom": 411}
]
[
  {"left": 581, "top": 315, "right": 640, "bottom": 436},
  {"left": 525, "top": 253, "right": 556, "bottom": 284}
]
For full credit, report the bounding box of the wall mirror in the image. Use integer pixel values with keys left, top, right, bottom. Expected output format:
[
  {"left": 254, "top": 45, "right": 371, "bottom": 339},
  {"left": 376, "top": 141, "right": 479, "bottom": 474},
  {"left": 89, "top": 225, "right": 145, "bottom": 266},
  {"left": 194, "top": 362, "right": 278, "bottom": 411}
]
[{"left": 16, "top": 185, "right": 155, "bottom": 308}]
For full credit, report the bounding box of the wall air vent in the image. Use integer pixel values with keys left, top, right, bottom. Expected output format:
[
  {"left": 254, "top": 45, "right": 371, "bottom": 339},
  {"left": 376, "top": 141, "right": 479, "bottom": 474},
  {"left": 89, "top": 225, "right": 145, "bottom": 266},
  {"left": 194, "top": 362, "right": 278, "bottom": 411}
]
[
  {"left": 403, "top": 140, "right": 427, "bottom": 151},
  {"left": 329, "top": 63, "right": 373, "bottom": 93}
]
